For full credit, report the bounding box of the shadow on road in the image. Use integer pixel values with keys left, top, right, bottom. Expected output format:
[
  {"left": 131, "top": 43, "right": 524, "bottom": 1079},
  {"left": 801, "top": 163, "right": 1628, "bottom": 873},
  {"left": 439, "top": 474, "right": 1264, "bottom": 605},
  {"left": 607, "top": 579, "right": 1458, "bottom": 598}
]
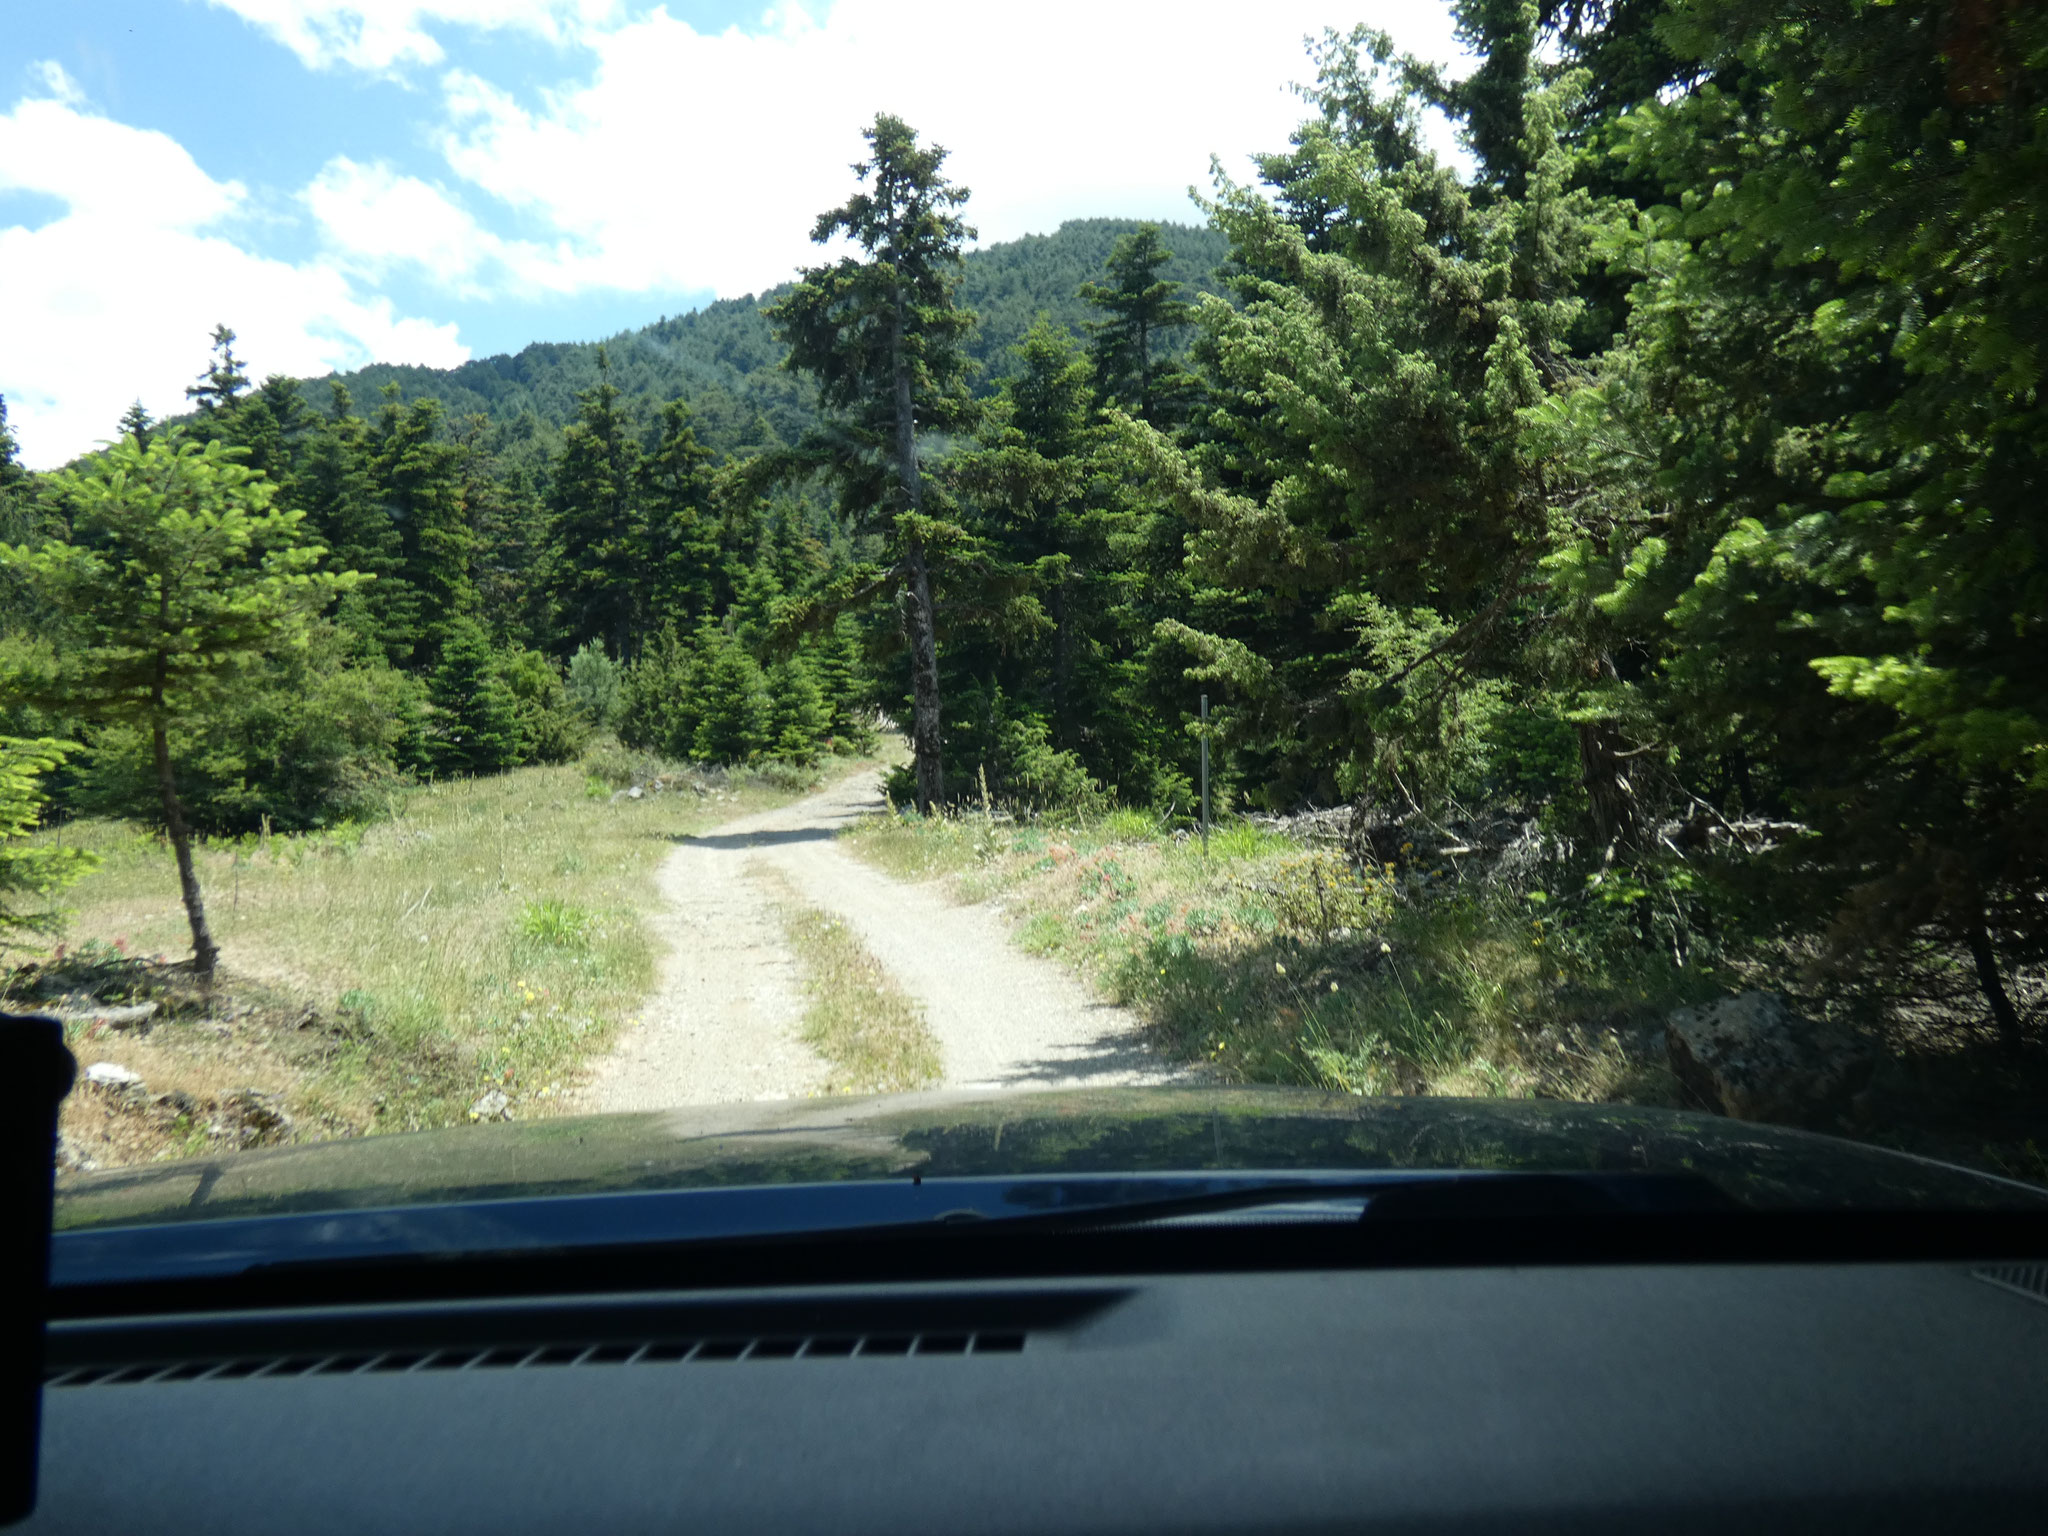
[
  {"left": 677, "top": 827, "right": 848, "bottom": 850},
  {"left": 990, "top": 1021, "right": 1194, "bottom": 1088}
]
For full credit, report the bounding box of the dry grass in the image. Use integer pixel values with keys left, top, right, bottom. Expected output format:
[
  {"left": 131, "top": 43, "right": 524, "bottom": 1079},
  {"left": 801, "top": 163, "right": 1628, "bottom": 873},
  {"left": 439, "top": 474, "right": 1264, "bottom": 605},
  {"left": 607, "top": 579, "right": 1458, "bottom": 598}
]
[
  {"left": 756, "top": 863, "right": 941, "bottom": 1093},
  {"left": 30, "top": 751, "right": 875, "bottom": 1160}
]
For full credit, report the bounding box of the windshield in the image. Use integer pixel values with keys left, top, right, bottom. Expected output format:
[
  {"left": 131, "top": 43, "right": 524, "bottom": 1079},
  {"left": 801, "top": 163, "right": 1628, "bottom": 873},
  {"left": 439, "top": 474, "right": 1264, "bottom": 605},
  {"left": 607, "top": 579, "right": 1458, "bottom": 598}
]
[{"left": 5, "top": 0, "right": 2046, "bottom": 1244}]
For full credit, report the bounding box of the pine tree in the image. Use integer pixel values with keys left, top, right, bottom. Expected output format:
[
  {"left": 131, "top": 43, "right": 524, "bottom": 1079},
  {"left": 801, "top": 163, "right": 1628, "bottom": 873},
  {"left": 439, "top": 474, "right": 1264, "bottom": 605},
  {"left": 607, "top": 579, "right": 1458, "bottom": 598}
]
[
  {"left": 1080, "top": 224, "right": 1198, "bottom": 426},
  {"left": 565, "top": 640, "right": 623, "bottom": 728},
  {"left": 1547, "top": 0, "right": 2048, "bottom": 1048},
  {"left": 616, "top": 625, "right": 701, "bottom": 760},
  {"left": 1124, "top": 24, "right": 1592, "bottom": 811},
  {"left": 814, "top": 613, "right": 876, "bottom": 749},
  {"left": 546, "top": 346, "right": 645, "bottom": 656},
  {"left": 0, "top": 398, "right": 26, "bottom": 542},
  {"left": 769, "top": 113, "right": 980, "bottom": 812}
]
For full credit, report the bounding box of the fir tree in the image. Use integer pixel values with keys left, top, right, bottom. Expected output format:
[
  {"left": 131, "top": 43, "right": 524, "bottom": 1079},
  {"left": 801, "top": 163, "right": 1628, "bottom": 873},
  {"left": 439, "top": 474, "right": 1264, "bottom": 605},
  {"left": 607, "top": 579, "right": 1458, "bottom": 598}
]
[
  {"left": 304, "top": 383, "right": 413, "bottom": 664},
  {"left": 639, "top": 397, "right": 726, "bottom": 626},
  {"left": 546, "top": 346, "right": 645, "bottom": 657},
  {"left": 0, "top": 737, "right": 96, "bottom": 943},
  {"left": 767, "top": 655, "right": 830, "bottom": 763},
  {"left": 1080, "top": 223, "right": 1198, "bottom": 426},
  {"left": 373, "top": 388, "right": 474, "bottom": 655},
  {"left": 117, "top": 400, "right": 154, "bottom": 449},
  {"left": 691, "top": 628, "right": 772, "bottom": 763},
  {"left": 185, "top": 324, "right": 250, "bottom": 416},
  {"left": 769, "top": 113, "right": 980, "bottom": 812},
  {"left": 427, "top": 616, "right": 521, "bottom": 776},
  {"left": 0, "top": 437, "right": 357, "bottom": 983}
]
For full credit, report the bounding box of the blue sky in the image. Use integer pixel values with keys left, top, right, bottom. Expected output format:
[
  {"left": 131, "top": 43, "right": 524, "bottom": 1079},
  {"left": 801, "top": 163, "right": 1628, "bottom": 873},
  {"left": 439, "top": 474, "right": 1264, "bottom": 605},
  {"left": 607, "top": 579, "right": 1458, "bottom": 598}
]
[{"left": 1, "top": 0, "right": 1466, "bottom": 467}]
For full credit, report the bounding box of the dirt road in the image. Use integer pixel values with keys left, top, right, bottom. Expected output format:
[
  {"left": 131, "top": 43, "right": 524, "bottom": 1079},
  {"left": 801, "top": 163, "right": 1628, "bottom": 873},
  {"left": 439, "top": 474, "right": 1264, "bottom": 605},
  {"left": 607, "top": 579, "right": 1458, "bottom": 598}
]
[{"left": 581, "top": 768, "right": 1178, "bottom": 1111}]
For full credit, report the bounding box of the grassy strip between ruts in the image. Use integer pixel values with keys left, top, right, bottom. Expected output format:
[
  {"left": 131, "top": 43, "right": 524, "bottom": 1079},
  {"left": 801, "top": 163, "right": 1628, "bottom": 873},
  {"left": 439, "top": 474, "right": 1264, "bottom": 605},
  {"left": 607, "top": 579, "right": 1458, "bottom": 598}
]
[
  {"left": 843, "top": 806, "right": 1704, "bottom": 1107},
  {"left": 755, "top": 863, "right": 942, "bottom": 1094},
  {"left": 32, "top": 746, "right": 884, "bottom": 1167}
]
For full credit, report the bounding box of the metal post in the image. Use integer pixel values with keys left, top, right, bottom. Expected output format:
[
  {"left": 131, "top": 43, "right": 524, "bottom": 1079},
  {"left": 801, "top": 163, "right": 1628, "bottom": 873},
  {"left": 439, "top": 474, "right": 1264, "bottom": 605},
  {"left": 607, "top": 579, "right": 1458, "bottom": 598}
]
[{"left": 1199, "top": 693, "right": 1210, "bottom": 856}]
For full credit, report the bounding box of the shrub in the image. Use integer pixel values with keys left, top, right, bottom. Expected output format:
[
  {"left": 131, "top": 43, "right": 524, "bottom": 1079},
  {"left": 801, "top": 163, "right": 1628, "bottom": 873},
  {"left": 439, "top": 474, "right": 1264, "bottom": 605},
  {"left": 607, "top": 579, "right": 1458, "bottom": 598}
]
[
  {"left": 565, "top": 641, "right": 622, "bottom": 727},
  {"left": 946, "top": 684, "right": 1105, "bottom": 813},
  {"left": 616, "top": 626, "right": 700, "bottom": 761},
  {"left": 498, "top": 646, "right": 589, "bottom": 765},
  {"left": 1268, "top": 849, "right": 1395, "bottom": 941}
]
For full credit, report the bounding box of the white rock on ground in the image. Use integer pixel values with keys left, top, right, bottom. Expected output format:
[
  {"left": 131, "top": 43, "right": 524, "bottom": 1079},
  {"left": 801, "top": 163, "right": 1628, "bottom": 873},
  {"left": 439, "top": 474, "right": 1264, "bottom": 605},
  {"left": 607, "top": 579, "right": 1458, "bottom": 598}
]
[{"left": 579, "top": 767, "right": 1181, "bottom": 1112}]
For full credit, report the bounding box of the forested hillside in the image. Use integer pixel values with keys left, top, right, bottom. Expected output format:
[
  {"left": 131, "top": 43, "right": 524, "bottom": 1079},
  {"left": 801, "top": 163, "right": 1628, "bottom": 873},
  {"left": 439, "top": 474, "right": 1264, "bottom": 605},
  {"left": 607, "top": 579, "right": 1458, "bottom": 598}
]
[
  {"left": 317, "top": 218, "right": 1231, "bottom": 469},
  {"left": 4, "top": 0, "right": 2046, "bottom": 1101}
]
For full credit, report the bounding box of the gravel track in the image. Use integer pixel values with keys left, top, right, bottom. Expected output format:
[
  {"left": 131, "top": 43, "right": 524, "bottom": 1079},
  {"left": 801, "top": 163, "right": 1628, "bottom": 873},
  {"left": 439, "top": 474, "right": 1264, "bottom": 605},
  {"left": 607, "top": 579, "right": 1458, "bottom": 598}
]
[{"left": 581, "top": 767, "right": 1177, "bottom": 1111}]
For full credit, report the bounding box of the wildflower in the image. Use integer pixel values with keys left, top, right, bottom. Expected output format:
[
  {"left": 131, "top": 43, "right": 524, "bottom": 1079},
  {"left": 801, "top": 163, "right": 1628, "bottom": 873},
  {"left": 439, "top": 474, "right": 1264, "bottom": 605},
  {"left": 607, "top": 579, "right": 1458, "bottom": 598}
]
[
  {"left": 1380, "top": 941, "right": 1392, "bottom": 954},
  {"left": 1275, "top": 962, "right": 1287, "bottom": 975},
  {"left": 1328, "top": 981, "right": 1339, "bottom": 993}
]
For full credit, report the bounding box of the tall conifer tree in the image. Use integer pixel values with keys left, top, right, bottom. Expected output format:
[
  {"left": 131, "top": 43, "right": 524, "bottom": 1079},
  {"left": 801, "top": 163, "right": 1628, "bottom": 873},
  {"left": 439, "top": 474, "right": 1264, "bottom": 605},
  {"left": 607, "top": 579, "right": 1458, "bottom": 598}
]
[
  {"left": 1080, "top": 224, "right": 1197, "bottom": 427},
  {"left": 546, "top": 346, "right": 646, "bottom": 656},
  {"left": 372, "top": 388, "right": 474, "bottom": 656},
  {"left": 770, "top": 113, "right": 979, "bottom": 811}
]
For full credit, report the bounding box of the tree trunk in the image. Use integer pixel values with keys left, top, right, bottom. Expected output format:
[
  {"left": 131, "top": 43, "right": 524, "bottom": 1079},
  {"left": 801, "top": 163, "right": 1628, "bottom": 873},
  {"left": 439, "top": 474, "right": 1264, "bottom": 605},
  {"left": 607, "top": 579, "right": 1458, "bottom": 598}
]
[
  {"left": 1965, "top": 912, "right": 2023, "bottom": 1056},
  {"left": 1050, "top": 578, "right": 1073, "bottom": 749},
  {"left": 891, "top": 266, "right": 944, "bottom": 812},
  {"left": 1577, "top": 719, "right": 1637, "bottom": 855},
  {"left": 901, "top": 539, "right": 945, "bottom": 813},
  {"left": 1137, "top": 316, "right": 1151, "bottom": 423},
  {"left": 151, "top": 717, "right": 218, "bottom": 987}
]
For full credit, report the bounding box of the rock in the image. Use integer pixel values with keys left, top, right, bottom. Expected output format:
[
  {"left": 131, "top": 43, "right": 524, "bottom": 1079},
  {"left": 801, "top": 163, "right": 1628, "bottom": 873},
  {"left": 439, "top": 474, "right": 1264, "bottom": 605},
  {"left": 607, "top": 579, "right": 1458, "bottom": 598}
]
[
  {"left": 53, "top": 999, "right": 158, "bottom": 1031},
  {"left": 627, "top": 785, "right": 644, "bottom": 800},
  {"left": 468, "top": 1088, "right": 512, "bottom": 1122},
  {"left": 207, "top": 1088, "right": 293, "bottom": 1147},
  {"left": 82, "top": 1061, "right": 145, "bottom": 1092},
  {"left": 54, "top": 1135, "right": 99, "bottom": 1174},
  {"left": 1665, "top": 991, "right": 1876, "bottom": 1126}
]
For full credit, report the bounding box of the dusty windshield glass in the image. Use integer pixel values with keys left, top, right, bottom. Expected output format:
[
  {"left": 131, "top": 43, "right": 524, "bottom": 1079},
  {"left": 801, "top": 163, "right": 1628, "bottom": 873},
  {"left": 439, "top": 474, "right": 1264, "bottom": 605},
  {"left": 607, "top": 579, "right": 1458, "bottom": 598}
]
[{"left": 4, "top": 0, "right": 2045, "bottom": 1223}]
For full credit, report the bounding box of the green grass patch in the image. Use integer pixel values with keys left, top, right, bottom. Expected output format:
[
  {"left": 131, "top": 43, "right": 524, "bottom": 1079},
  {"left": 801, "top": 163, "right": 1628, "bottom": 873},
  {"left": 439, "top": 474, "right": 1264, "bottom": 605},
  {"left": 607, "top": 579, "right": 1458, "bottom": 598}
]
[{"left": 759, "top": 867, "right": 941, "bottom": 1093}]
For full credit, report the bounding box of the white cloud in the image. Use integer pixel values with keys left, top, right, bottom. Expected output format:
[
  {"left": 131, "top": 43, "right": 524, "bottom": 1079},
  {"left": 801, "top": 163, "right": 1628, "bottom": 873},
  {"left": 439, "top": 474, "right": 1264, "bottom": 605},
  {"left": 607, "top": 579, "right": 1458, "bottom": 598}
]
[
  {"left": 200, "top": 0, "right": 620, "bottom": 73},
  {"left": 300, "top": 154, "right": 601, "bottom": 297},
  {"left": 32, "top": 61, "right": 87, "bottom": 108},
  {"left": 414, "top": 0, "right": 1469, "bottom": 301},
  {"left": 303, "top": 156, "right": 501, "bottom": 283},
  {"left": 0, "top": 92, "right": 467, "bottom": 470}
]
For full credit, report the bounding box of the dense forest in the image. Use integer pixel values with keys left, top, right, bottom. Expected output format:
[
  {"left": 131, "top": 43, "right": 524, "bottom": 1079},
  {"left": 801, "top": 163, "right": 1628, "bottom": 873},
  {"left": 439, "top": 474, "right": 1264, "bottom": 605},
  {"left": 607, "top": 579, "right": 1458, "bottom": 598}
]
[{"left": 1, "top": 0, "right": 2045, "bottom": 1059}]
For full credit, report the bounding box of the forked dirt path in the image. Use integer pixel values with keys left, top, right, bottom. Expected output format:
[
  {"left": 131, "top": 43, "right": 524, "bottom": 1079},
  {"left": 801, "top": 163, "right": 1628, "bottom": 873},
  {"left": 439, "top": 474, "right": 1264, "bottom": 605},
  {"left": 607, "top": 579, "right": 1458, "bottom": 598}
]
[{"left": 581, "top": 768, "right": 1178, "bottom": 1110}]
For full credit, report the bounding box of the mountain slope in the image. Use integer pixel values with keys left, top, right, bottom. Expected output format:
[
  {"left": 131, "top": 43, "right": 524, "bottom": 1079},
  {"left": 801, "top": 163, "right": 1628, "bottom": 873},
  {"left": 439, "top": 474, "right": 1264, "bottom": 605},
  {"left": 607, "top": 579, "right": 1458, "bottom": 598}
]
[{"left": 318, "top": 218, "right": 1230, "bottom": 462}]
